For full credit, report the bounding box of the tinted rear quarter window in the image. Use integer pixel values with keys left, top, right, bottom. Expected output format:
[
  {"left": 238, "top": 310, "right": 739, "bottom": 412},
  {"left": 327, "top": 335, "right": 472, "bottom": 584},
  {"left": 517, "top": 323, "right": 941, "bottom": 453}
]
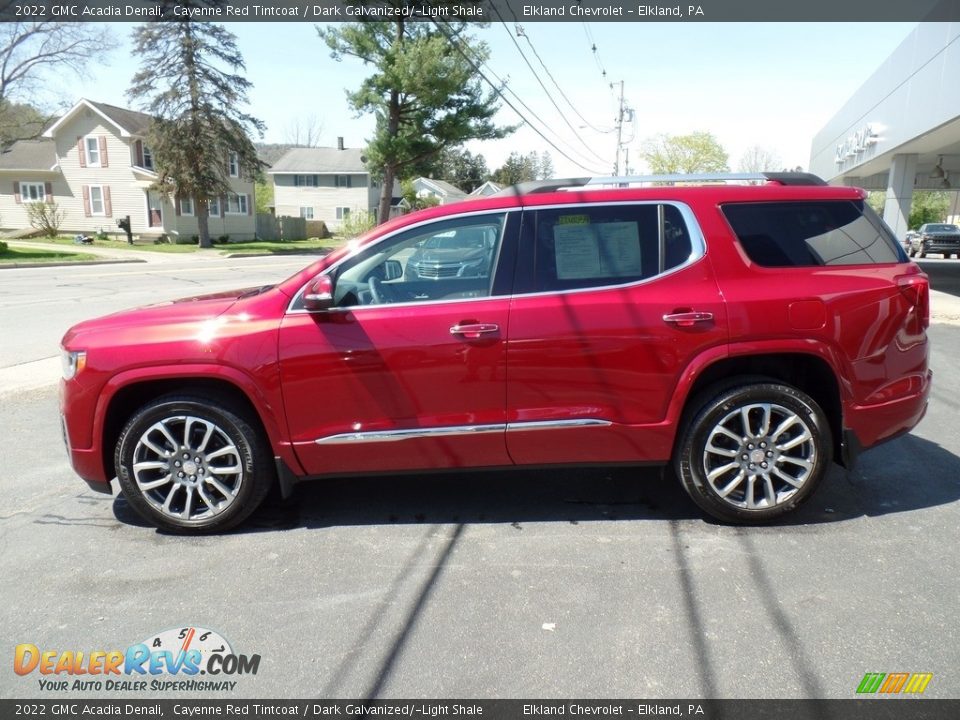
[{"left": 722, "top": 200, "right": 906, "bottom": 267}]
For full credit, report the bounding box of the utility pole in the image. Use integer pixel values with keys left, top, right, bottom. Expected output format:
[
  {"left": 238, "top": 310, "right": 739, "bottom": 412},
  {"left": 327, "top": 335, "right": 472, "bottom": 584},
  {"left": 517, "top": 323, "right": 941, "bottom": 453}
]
[{"left": 613, "top": 80, "right": 625, "bottom": 176}]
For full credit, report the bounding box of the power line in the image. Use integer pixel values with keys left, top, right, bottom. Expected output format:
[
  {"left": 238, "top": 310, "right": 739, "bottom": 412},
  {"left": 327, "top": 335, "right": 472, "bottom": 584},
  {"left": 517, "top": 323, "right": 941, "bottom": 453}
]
[
  {"left": 488, "top": 8, "right": 607, "bottom": 163},
  {"left": 432, "top": 19, "right": 605, "bottom": 175},
  {"left": 512, "top": 22, "right": 614, "bottom": 135}
]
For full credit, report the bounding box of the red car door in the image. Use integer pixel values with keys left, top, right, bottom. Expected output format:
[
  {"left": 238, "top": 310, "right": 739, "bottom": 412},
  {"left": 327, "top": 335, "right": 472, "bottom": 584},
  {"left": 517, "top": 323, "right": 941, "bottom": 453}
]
[
  {"left": 505, "top": 202, "right": 728, "bottom": 465},
  {"left": 279, "top": 211, "right": 518, "bottom": 476}
]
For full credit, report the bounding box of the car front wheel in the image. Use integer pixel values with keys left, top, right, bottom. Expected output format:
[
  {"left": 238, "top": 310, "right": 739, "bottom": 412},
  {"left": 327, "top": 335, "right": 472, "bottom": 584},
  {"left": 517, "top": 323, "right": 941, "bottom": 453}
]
[
  {"left": 675, "top": 382, "right": 832, "bottom": 524},
  {"left": 115, "top": 395, "right": 274, "bottom": 533}
]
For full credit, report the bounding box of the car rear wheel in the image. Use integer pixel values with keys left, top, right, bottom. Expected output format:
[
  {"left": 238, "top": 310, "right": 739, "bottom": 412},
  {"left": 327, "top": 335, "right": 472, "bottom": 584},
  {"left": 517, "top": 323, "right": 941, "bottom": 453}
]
[
  {"left": 115, "top": 395, "right": 273, "bottom": 533},
  {"left": 675, "top": 382, "right": 831, "bottom": 524}
]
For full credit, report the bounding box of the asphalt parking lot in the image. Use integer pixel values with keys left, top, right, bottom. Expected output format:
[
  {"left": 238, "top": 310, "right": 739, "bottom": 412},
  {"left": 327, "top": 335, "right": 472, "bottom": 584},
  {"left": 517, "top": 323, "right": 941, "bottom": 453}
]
[{"left": 1, "top": 256, "right": 958, "bottom": 699}]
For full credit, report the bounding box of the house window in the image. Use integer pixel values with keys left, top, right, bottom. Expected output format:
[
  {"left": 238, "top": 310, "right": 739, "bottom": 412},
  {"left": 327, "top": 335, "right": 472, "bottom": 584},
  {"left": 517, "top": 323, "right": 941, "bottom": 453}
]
[
  {"left": 300, "top": 207, "right": 314, "bottom": 220},
  {"left": 85, "top": 136, "right": 101, "bottom": 167},
  {"left": 208, "top": 197, "right": 220, "bottom": 217},
  {"left": 20, "top": 181, "right": 46, "bottom": 202},
  {"left": 294, "top": 174, "right": 319, "bottom": 187},
  {"left": 89, "top": 186, "right": 105, "bottom": 215},
  {"left": 142, "top": 146, "right": 154, "bottom": 170},
  {"left": 226, "top": 192, "right": 248, "bottom": 215},
  {"left": 336, "top": 207, "right": 350, "bottom": 220},
  {"left": 229, "top": 152, "right": 239, "bottom": 177},
  {"left": 335, "top": 175, "right": 352, "bottom": 188},
  {"left": 179, "top": 196, "right": 194, "bottom": 216}
]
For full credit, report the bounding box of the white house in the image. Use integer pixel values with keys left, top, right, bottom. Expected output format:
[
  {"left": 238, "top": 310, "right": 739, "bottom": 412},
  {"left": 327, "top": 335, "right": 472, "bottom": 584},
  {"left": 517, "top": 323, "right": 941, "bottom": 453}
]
[
  {"left": 0, "top": 98, "right": 256, "bottom": 241},
  {"left": 270, "top": 140, "right": 407, "bottom": 229},
  {"left": 412, "top": 177, "right": 468, "bottom": 205}
]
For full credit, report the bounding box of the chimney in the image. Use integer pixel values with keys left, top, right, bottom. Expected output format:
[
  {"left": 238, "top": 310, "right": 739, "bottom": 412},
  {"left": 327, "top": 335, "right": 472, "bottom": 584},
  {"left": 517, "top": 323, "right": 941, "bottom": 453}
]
[{"left": 337, "top": 137, "right": 344, "bottom": 151}]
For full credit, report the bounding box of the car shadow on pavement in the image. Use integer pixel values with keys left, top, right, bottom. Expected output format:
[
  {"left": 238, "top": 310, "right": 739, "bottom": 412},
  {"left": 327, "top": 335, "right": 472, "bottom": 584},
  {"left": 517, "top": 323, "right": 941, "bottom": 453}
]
[{"left": 110, "top": 433, "right": 960, "bottom": 534}]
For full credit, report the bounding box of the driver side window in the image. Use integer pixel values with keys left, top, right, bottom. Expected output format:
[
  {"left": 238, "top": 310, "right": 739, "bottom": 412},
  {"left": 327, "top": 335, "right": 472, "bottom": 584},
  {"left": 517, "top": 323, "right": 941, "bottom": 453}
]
[{"left": 332, "top": 213, "right": 506, "bottom": 308}]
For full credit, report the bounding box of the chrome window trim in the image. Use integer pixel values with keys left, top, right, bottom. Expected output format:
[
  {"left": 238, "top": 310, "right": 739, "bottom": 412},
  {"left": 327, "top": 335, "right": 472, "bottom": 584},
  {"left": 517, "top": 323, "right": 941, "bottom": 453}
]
[
  {"left": 286, "top": 207, "right": 518, "bottom": 315},
  {"left": 314, "top": 418, "right": 612, "bottom": 444},
  {"left": 287, "top": 201, "right": 705, "bottom": 314}
]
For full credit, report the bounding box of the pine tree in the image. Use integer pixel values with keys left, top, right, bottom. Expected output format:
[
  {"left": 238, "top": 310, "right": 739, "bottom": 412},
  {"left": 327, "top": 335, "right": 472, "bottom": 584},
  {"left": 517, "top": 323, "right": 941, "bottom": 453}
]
[
  {"left": 127, "top": 12, "right": 264, "bottom": 248},
  {"left": 320, "top": 10, "right": 511, "bottom": 224}
]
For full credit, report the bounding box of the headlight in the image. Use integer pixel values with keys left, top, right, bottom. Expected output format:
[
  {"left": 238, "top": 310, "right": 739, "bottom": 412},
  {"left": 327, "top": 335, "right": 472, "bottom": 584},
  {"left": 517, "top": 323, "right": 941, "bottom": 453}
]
[{"left": 61, "top": 349, "right": 87, "bottom": 380}]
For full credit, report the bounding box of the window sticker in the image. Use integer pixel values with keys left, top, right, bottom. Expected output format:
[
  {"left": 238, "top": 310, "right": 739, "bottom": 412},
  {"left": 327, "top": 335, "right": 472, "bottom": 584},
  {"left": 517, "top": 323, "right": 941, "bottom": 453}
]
[{"left": 554, "top": 221, "right": 642, "bottom": 279}]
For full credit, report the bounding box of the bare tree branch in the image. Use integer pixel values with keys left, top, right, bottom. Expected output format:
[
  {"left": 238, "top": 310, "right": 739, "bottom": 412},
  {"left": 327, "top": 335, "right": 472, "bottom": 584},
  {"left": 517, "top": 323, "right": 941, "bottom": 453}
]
[{"left": 283, "top": 114, "right": 325, "bottom": 147}]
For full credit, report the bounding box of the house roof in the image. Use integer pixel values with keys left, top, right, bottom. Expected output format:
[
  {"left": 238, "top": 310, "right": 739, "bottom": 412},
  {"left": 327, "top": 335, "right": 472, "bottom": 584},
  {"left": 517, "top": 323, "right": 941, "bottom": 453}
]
[
  {"left": 87, "top": 101, "right": 152, "bottom": 135},
  {"left": 470, "top": 180, "right": 502, "bottom": 196},
  {"left": 0, "top": 139, "right": 57, "bottom": 171},
  {"left": 43, "top": 98, "right": 152, "bottom": 139},
  {"left": 268, "top": 147, "right": 369, "bottom": 174},
  {"left": 416, "top": 177, "right": 467, "bottom": 197}
]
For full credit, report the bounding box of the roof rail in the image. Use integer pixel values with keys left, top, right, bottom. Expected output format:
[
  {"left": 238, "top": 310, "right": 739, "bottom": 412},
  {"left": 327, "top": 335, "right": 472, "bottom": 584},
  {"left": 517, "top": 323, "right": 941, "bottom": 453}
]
[{"left": 494, "top": 172, "right": 827, "bottom": 196}]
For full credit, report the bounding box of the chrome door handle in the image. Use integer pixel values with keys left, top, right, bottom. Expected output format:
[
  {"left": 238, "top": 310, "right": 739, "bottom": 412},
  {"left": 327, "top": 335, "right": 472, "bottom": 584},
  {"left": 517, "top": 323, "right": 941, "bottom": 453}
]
[
  {"left": 450, "top": 323, "right": 500, "bottom": 339},
  {"left": 663, "top": 311, "right": 714, "bottom": 327}
]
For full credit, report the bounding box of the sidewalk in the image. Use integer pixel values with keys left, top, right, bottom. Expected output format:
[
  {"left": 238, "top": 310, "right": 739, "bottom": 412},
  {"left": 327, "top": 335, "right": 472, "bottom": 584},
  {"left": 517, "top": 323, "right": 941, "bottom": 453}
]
[{"left": 4, "top": 240, "right": 227, "bottom": 265}]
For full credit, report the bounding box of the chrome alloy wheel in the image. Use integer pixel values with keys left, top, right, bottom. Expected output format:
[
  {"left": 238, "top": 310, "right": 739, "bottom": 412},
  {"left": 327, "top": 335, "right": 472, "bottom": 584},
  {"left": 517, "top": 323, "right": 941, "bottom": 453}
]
[
  {"left": 701, "top": 402, "right": 816, "bottom": 510},
  {"left": 131, "top": 415, "right": 243, "bottom": 522}
]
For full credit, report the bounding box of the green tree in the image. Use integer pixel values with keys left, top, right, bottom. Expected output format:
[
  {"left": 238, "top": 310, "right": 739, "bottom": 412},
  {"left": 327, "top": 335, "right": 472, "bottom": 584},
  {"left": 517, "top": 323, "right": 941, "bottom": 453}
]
[
  {"left": 128, "top": 10, "right": 264, "bottom": 248},
  {"left": 641, "top": 132, "right": 729, "bottom": 174},
  {"left": 255, "top": 179, "right": 274, "bottom": 215},
  {"left": 320, "top": 10, "right": 512, "bottom": 224},
  {"left": 430, "top": 147, "right": 489, "bottom": 193},
  {"left": 492, "top": 151, "right": 554, "bottom": 186},
  {"left": 0, "top": 101, "right": 46, "bottom": 148},
  {"left": 909, "top": 191, "right": 950, "bottom": 228},
  {"left": 866, "top": 190, "right": 949, "bottom": 229}
]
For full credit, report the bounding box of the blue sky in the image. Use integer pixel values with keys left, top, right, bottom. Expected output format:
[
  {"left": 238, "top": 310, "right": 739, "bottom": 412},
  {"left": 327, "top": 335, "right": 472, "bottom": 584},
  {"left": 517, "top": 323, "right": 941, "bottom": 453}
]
[{"left": 57, "top": 21, "right": 918, "bottom": 177}]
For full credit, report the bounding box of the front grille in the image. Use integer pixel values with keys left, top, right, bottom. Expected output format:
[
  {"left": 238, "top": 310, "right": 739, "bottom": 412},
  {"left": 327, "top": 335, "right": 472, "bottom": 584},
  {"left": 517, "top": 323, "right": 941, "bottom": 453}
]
[{"left": 412, "top": 263, "right": 460, "bottom": 279}]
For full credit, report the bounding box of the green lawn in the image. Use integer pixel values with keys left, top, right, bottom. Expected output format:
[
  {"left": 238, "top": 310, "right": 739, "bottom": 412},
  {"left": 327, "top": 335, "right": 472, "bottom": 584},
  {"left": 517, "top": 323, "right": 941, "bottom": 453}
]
[
  {"left": 0, "top": 246, "right": 97, "bottom": 264},
  {"left": 31, "top": 236, "right": 345, "bottom": 255}
]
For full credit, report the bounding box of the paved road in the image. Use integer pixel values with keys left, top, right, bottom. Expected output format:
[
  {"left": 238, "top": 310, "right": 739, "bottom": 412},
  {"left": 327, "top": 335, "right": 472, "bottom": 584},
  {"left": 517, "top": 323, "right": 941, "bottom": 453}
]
[
  {"left": 0, "top": 252, "right": 316, "bottom": 391},
  {"left": 0, "top": 258, "right": 958, "bottom": 700}
]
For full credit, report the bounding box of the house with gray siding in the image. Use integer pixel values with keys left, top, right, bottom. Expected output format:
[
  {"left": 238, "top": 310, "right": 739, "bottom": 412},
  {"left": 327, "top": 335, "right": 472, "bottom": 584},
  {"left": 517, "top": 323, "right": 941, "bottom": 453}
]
[
  {"left": 269, "top": 141, "right": 402, "bottom": 228},
  {"left": 0, "top": 98, "right": 255, "bottom": 240}
]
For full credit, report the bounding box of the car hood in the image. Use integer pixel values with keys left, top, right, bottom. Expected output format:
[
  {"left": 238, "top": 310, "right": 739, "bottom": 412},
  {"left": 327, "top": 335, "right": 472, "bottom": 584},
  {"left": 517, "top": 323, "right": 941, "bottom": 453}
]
[
  {"left": 61, "top": 286, "right": 265, "bottom": 346},
  {"left": 412, "top": 247, "right": 487, "bottom": 263}
]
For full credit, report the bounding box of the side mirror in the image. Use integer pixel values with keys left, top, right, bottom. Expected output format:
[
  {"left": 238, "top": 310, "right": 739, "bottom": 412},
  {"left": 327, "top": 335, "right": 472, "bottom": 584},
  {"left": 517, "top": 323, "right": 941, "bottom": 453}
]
[
  {"left": 383, "top": 259, "right": 403, "bottom": 281},
  {"left": 303, "top": 275, "right": 334, "bottom": 312}
]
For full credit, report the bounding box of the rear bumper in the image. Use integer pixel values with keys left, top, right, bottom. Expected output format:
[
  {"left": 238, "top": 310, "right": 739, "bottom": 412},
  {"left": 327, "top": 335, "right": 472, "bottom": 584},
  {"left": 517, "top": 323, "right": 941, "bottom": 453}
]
[{"left": 845, "top": 369, "right": 931, "bottom": 455}]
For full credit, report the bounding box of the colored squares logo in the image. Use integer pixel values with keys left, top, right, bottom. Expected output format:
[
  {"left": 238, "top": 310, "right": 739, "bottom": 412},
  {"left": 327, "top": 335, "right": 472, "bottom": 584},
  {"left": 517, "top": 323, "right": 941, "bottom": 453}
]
[{"left": 857, "top": 672, "right": 933, "bottom": 694}]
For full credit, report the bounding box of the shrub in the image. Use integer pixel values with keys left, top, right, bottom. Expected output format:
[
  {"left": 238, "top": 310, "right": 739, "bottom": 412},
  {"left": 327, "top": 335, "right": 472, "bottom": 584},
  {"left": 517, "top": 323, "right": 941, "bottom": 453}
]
[
  {"left": 25, "top": 201, "right": 65, "bottom": 238},
  {"left": 0, "top": 240, "right": 8, "bottom": 253},
  {"left": 339, "top": 210, "right": 376, "bottom": 239},
  {"left": 216, "top": 234, "right": 230, "bottom": 244}
]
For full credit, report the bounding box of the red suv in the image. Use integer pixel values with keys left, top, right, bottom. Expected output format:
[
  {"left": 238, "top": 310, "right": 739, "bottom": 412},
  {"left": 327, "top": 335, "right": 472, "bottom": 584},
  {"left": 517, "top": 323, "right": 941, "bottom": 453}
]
[{"left": 60, "top": 173, "right": 931, "bottom": 532}]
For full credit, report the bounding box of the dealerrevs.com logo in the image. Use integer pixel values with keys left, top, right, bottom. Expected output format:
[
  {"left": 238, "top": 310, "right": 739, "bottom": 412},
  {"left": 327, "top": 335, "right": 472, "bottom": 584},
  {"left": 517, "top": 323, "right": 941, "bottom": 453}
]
[{"left": 14, "top": 626, "right": 260, "bottom": 692}]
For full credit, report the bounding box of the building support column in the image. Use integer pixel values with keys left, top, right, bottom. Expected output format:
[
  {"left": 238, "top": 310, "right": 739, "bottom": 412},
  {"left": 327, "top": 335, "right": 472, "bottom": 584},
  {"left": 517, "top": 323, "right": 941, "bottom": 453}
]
[{"left": 882, "top": 154, "right": 917, "bottom": 239}]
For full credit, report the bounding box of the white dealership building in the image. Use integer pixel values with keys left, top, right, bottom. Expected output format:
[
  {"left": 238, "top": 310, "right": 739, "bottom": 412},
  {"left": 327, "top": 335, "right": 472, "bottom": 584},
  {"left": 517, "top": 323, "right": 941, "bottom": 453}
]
[{"left": 809, "top": 22, "right": 960, "bottom": 236}]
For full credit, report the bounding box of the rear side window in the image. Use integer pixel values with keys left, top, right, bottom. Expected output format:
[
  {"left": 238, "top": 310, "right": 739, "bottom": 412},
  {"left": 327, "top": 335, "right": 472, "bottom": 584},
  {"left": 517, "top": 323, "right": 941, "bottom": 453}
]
[
  {"left": 531, "top": 204, "right": 694, "bottom": 292},
  {"left": 722, "top": 200, "right": 905, "bottom": 267}
]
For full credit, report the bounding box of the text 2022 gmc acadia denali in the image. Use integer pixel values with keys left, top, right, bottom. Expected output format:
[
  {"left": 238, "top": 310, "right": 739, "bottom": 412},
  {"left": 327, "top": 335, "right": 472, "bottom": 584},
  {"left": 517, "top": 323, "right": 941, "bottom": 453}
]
[{"left": 60, "top": 173, "right": 930, "bottom": 532}]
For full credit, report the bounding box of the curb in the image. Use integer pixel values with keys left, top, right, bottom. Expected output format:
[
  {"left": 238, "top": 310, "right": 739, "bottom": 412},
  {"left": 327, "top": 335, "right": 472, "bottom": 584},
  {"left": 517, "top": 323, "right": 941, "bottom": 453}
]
[{"left": 0, "top": 258, "right": 146, "bottom": 270}]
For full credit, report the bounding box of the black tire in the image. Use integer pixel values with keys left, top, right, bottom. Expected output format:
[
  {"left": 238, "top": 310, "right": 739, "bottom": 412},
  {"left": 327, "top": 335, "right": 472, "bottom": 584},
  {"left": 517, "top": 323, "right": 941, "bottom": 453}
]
[
  {"left": 675, "top": 382, "right": 832, "bottom": 524},
  {"left": 919, "top": 246, "right": 927, "bottom": 258},
  {"left": 115, "top": 395, "right": 274, "bottom": 533}
]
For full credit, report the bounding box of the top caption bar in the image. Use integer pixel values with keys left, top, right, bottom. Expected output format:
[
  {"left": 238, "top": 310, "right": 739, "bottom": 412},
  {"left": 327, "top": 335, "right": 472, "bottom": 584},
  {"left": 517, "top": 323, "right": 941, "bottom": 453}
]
[{"left": 2, "top": 0, "right": 960, "bottom": 22}]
